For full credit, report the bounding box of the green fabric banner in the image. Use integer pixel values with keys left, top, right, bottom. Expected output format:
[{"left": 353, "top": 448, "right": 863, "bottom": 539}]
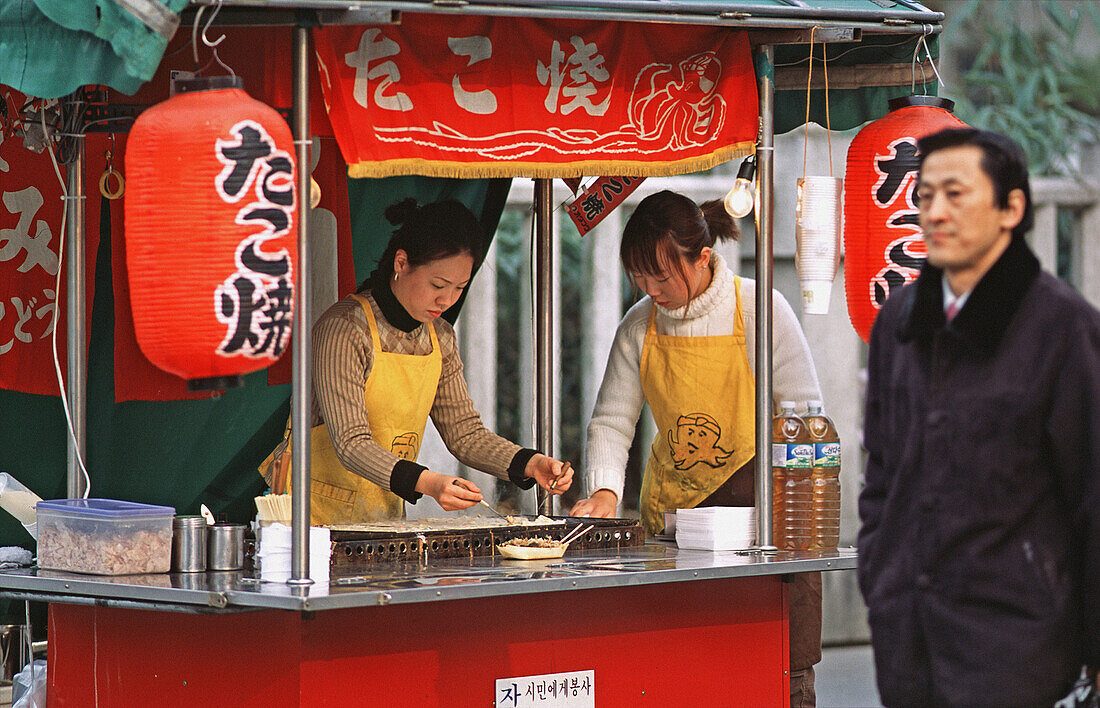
[
  {"left": 774, "top": 34, "right": 941, "bottom": 135},
  {"left": 0, "top": 0, "right": 188, "bottom": 98},
  {"left": 0, "top": 177, "right": 511, "bottom": 556}
]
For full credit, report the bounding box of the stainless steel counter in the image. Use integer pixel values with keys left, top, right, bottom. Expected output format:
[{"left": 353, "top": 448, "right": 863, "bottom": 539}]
[{"left": 0, "top": 543, "right": 857, "bottom": 613}]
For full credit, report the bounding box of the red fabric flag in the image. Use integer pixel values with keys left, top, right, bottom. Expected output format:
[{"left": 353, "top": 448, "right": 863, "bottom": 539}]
[
  {"left": 0, "top": 99, "right": 100, "bottom": 396},
  {"left": 314, "top": 16, "right": 757, "bottom": 178}
]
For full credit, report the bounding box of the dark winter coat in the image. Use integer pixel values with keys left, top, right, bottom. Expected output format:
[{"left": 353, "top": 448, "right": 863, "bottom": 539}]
[{"left": 857, "top": 236, "right": 1100, "bottom": 708}]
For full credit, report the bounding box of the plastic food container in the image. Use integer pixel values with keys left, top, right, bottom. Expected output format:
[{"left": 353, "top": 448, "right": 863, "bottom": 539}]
[{"left": 36, "top": 499, "right": 175, "bottom": 575}]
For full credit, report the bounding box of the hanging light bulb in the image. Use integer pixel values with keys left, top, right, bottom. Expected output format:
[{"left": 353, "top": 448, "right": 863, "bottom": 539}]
[{"left": 723, "top": 157, "right": 756, "bottom": 218}]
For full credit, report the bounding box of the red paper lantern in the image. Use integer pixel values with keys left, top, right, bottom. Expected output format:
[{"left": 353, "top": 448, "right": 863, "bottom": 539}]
[
  {"left": 843, "top": 96, "right": 966, "bottom": 342},
  {"left": 125, "top": 76, "right": 297, "bottom": 390}
]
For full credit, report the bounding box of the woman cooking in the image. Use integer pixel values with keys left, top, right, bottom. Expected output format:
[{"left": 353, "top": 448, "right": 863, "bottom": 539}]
[
  {"left": 298, "top": 197, "right": 571, "bottom": 524},
  {"left": 569, "top": 190, "right": 823, "bottom": 706}
]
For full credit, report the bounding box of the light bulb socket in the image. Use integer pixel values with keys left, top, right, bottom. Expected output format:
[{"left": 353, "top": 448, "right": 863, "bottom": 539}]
[{"left": 736, "top": 157, "right": 756, "bottom": 182}]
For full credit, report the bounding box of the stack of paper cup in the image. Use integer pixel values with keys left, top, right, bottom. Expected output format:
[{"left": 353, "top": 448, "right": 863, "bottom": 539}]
[
  {"left": 795, "top": 176, "right": 843, "bottom": 315},
  {"left": 255, "top": 523, "right": 331, "bottom": 583}
]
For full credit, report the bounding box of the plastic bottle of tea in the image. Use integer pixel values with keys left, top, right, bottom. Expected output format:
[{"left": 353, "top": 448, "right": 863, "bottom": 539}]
[
  {"left": 805, "top": 400, "right": 841, "bottom": 551},
  {"left": 772, "top": 401, "right": 814, "bottom": 551}
]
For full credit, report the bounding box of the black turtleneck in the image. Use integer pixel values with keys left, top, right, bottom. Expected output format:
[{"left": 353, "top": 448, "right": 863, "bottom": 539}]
[
  {"left": 360, "top": 272, "right": 540, "bottom": 501},
  {"left": 369, "top": 273, "right": 421, "bottom": 333}
]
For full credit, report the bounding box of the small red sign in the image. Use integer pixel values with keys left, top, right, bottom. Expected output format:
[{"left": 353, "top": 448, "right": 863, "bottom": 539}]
[{"left": 566, "top": 176, "right": 645, "bottom": 236}]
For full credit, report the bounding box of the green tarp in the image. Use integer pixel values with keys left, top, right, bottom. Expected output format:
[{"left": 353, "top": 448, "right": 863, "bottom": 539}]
[
  {"left": 0, "top": 0, "right": 188, "bottom": 98},
  {"left": 0, "top": 178, "right": 511, "bottom": 549}
]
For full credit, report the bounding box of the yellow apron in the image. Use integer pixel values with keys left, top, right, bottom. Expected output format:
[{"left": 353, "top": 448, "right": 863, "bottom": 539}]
[
  {"left": 638, "top": 276, "right": 756, "bottom": 535},
  {"left": 309, "top": 294, "right": 442, "bottom": 525}
]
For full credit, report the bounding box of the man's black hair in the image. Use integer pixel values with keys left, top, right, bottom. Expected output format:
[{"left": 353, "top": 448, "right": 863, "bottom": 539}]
[{"left": 916, "top": 127, "right": 1034, "bottom": 240}]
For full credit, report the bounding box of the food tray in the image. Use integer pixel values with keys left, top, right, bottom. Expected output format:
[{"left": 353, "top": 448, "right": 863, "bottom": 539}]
[
  {"left": 36, "top": 498, "right": 175, "bottom": 575},
  {"left": 325, "top": 516, "right": 644, "bottom": 571}
]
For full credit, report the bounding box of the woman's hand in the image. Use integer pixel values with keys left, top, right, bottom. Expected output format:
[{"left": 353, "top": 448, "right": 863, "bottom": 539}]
[
  {"left": 414, "top": 471, "right": 483, "bottom": 511},
  {"left": 524, "top": 454, "right": 573, "bottom": 494},
  {"left": 569, "top": 489, "right": 618, "bottom": 518}
]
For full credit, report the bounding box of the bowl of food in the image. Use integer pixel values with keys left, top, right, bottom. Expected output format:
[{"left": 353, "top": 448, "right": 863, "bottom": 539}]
[
  {"left": 496, "top": 523, "right": 593, "bottom": 560},
  {"left": 497, "top": 537, "right": 568, "bottom": 560}
]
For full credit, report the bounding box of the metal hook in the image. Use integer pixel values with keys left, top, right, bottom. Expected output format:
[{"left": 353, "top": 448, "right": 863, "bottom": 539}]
[
  {"left": 201, "top": 1, "right": 226, "bottom": 49},
  {"left": 100, "top": 134, "right": 124, "bottom": 201},
  {"left": 190, "top": 2, "right": 236, "bottom": 78}
]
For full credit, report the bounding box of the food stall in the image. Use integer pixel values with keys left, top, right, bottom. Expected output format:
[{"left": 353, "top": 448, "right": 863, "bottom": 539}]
[{"left": 0, "top": 1, "right": 942, "bottom": 704}]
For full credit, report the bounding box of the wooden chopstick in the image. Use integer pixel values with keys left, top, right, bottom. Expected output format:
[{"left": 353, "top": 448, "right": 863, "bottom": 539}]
[{"left": 561, "top": 523, "right": 593, "bottom": 546}]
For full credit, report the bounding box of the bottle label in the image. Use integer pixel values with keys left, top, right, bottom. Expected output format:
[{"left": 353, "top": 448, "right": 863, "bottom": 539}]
[
  {"left": 815, "top": 442, "right": 841, "bottom": 467},
  {"left": 788, "top": 444, "right": 813, "bottom": 469},
  {"left": 772, "top": 443, "right": 787, "bottom": 467}
]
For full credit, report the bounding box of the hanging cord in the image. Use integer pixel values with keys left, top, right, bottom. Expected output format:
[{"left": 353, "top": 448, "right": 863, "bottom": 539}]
[
  {"left": 911, "top": 27, "right": 945, "bottom": 94},
  {"left": 802, "top": 27, "right": 834, "bottom": 179},
  {"left": 41, "top": 109, "right": 92, "bottom": 499}
]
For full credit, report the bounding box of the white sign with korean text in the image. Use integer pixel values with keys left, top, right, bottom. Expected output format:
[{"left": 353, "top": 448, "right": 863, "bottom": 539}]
[{"left": 495, "top": 670, "right": 594, "bottom": 707}]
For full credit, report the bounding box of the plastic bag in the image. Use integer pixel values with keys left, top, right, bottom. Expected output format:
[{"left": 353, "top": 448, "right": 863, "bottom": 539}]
[{"left": 11, "top": 659, "right": 46, "bottom": 708}]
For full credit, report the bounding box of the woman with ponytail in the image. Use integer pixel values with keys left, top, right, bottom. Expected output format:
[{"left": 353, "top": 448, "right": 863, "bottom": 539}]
[
  {"left": 304, "top": 198, "right": 571, "bottom": 522},
  {"left": 570, "top": 190, "right": 823, "bottom": 706}
]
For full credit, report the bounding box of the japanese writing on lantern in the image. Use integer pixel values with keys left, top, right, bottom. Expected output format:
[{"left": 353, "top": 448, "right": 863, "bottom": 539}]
[
  {"left": 870, "top": 137, "right": 924, "bottom": 308},
  {"left": 346, "top": 30, "right": 500, "bottom": 115},
  {"left": 495, "top": 670, "right": 594, "bottom": 708},
  {"left": 537, "top": 36, "right": 611, "bottom": 116},
  {"left": 214, "top": 120, "right": 295, "bottom": 359}
]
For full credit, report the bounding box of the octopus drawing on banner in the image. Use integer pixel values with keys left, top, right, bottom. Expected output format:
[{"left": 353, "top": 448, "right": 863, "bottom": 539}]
[
  {"left": 628, "top": 52, "right": 726, "bottom": 151},
  {"left": 372, "top": 51, "right": 728, "bottom": 160}
]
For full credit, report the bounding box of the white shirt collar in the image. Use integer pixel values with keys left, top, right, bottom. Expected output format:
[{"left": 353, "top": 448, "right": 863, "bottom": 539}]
[{"left": 941, "top": 277, "right": 972, "bottom": 314}]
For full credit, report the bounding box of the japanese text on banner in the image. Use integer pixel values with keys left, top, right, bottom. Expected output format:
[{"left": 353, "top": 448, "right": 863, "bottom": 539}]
[{"left": 315, "top": 17, "right": 757, "bottom": 178}]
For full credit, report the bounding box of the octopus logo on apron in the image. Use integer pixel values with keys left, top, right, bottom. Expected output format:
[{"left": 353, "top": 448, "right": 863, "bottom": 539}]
[
  {"left": 667, "top": 412, "right": 732, "bottom": 470},
  {"left": 391, "top": 432, "right": 420, "bottom": 461}
]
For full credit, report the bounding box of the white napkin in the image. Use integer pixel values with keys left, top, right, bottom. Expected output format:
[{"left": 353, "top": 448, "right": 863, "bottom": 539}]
[{"left": 675, "top": 507, "right": 756, "bottom": 551}]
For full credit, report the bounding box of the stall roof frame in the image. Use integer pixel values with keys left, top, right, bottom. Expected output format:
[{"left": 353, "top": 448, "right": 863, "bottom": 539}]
[{"left": 187, "top": 0, "right": 943, "bottom": 34}]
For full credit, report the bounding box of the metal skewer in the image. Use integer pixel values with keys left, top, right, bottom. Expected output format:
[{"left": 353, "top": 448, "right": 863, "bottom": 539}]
[
  {"left": 478, "top": 499, "right": 510, "bottom": 520},
  {"left": 549, "top": 461, "right": 572, "bottom": 491}
]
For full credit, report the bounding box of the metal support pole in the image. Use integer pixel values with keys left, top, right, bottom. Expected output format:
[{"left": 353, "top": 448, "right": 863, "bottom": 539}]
[
  {"left": 754, "top": 45, "right": 777, "bottom": 552},
  {"left": 534, "top": 179, "right": 554, "bottom": 515},
  {"left": 289, "top": 26, "right": 313, "bottom": 586},
  {"left": 65, "top": 132, "right": 87, "bottom": 500}
]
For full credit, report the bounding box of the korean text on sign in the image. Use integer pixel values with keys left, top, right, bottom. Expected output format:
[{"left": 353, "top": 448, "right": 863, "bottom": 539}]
[{"left": 495, "top": 670, "right": 594, "bottom": 708}]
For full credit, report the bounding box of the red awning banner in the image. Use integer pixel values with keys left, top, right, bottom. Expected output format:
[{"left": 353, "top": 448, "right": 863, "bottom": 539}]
[
  {"left": 0, "top": 98, "right": 98, "bottom": 397},
  {"left": 314, "top": 16, "right": 758, "bottom": 178}
]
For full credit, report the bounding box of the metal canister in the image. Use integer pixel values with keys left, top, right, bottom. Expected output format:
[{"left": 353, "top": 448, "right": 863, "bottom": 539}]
[
  {"left": 172, "top": 515, "right": 207, "bottom": 573},
  {"left": 207, "top": 523, "right": 246, "bottom": 571}
]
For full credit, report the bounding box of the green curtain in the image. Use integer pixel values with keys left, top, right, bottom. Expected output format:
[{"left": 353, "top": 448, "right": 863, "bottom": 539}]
[
  {"left": 345, "top": 176, "right": 511, "bottom": 324},
  {"left": 0, "top": 177, "right": 512, "bottom": 556},
  {"left": 0, "top": 0, "right": 188, "bottom": 98},
  {"left": 773, "top": 34, "right": 941, "bottom": 135}
]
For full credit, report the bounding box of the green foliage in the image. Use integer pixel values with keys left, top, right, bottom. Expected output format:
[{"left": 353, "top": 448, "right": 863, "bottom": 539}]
[{"left": 948, "top": 0, "right": 1100, "bottom": 176}]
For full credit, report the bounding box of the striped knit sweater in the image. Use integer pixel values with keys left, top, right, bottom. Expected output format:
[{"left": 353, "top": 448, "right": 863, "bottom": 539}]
[{"left": 311, "top": 283, "right": 535, "bottom": 503}]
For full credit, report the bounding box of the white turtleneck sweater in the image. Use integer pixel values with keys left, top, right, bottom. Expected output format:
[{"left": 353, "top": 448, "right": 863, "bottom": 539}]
[{"left": 584, "top": 252, "right": 823, "bottom": 505}]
